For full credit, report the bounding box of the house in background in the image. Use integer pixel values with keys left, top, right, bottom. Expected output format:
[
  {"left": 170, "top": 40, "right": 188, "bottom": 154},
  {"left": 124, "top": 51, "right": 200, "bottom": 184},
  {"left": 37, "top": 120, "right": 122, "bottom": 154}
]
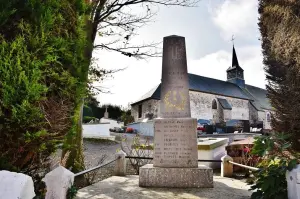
[{"left": 131, "top": 46, "right": 273, "bottom": 132}]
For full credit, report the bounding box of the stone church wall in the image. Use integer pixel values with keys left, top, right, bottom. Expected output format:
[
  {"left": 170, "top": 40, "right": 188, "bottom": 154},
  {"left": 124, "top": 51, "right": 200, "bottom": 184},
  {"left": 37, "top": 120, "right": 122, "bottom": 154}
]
[
  {"left": 132, "top": 91, "right": 250, "bottom": 122},
  {"left": 249, "top": 102, "right": 259, "bottom": 124},
  {"left": 131, "top": 99, "right": 160, "bottom": 122},
  {"left": 223, "top": 110, "right": 232, "bottom": 121},
  {"left": 189, "top": 91, "right": 249, "bottom": 121}
]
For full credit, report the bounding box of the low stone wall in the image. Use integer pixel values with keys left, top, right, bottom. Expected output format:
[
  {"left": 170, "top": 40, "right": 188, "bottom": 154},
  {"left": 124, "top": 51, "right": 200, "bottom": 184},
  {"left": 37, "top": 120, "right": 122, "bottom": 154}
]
[
  {"left": 127, "top": 121, "right": 154, "bottom": 136},
  {"left": 83, "top": 123, "right": 110, "bottom": 138}
]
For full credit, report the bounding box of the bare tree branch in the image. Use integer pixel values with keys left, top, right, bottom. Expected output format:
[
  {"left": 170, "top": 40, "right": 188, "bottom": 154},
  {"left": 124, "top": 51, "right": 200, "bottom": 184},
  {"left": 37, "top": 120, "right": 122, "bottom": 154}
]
[
  {"left": 89, "top": 0, "right": 199, "bottom": 59},
  {"left": 87, "top": 0, "right": 199, "bottom": 96}
]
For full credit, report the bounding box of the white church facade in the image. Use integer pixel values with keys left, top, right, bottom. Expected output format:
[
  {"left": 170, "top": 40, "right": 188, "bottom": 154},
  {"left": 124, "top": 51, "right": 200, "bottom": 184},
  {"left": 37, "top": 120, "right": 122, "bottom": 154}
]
[{"left": 131, "top": 46, "right": 273, "bottom": 131}]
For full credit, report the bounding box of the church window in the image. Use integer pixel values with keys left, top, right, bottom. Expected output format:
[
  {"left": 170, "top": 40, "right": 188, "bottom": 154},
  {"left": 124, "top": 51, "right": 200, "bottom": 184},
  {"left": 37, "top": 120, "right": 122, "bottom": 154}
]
[
  {"left": 266, "top": 113, "right": 271, "bottom": 122},
  {"left": 138, "top": 104, "right": 142, "bottom": 118},
  {"left": 212, "top": 99, "right": 217, "bottom": 109}
]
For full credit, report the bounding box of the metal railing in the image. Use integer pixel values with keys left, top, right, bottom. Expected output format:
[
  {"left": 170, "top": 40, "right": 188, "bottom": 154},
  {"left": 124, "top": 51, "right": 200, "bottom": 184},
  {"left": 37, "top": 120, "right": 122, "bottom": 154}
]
[
  {"left": 74, "top": 157, "right": 119, "bottom": 177},
  {"left": 125, "top": 156, "right": 222, "bottom": 162},
  {"left": 228, "top": 160, "right": 260, "bottom": 171}
]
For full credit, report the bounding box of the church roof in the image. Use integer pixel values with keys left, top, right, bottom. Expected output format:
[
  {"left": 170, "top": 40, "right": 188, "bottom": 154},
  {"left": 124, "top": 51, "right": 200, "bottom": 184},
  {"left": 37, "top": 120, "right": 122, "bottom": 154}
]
[
  {"left": 131, "top": 73, "right": 272, "bottom": 111},
  {"left": 244, "top": 85, "right": 272, "bottom": 110}
]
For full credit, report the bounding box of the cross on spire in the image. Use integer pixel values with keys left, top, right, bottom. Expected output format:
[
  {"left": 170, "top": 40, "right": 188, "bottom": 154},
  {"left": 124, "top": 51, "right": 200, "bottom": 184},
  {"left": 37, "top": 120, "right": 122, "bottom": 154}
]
[{"left": 231, "top": 35, "right": 235, "bottom": 45}]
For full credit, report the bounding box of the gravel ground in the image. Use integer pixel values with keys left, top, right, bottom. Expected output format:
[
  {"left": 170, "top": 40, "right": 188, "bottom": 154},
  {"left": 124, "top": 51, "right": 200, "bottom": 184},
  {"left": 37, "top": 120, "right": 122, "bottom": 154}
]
[
  {"left": 79, "top": 133, "right": 153, "bottom": 186},
  {"left": 83, "top": 132, "right": 153, "bottom": 167}
]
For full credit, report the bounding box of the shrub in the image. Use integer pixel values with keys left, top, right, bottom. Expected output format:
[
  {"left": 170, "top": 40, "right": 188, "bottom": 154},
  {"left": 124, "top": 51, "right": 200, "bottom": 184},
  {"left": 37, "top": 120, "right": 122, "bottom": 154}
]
[
  {"left": 0, "top": 0, "right": 90, "bottom": 195},
  {"left": 83, "top": 116, "right": 96, "bottom": 123},
  {"left": 227, "top": 145, "right": 260, "bottom": 173},
  {"left": 121, "top": 134, "right": 152, "bottom": 174},
  {"left": 258, "top": 0, "right": 300, "bottom": 150},
  {"left": 250, "top": 133, "right": 298, "bottom": 199}
]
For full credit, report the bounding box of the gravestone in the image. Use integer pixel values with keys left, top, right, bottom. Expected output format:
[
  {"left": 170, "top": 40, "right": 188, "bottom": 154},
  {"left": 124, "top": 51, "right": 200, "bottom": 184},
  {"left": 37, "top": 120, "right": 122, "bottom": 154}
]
[
  {"left": 0, "top": 170, "right": 35, "bottom": 199},
  {"left": 139, "top": 35, "right": 213, "bottom": 188},
  {"left": 286, "top": 164, "right": 300, "bottom": 199},
  {"left": 104, "top": 106, "right": 109, "bottom": 119}
]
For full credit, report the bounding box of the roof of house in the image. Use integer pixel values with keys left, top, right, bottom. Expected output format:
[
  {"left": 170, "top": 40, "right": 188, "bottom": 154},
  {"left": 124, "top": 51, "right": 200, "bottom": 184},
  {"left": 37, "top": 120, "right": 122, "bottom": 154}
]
[{"left": 131, "top": 73, "right": 272, "bottom": 111}]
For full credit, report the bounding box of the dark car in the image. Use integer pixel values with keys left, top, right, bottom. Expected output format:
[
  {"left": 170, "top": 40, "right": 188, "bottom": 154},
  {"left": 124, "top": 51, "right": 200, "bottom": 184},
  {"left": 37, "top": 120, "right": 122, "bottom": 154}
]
[{"left": 226, "top": 120, "right": 244, "bottom": 133}]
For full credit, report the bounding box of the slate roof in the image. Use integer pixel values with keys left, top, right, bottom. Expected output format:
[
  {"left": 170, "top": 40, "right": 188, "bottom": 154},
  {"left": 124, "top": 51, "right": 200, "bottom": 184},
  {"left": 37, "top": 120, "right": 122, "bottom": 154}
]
[
  {"left": 131, "top": 73, "right": 272, "bottom": 111},
  {"left": 217, "top": 98, "right": 232, "bottom": 110},
  {"left": 244, "top": 85, "right": 272, "bottom": 110}
]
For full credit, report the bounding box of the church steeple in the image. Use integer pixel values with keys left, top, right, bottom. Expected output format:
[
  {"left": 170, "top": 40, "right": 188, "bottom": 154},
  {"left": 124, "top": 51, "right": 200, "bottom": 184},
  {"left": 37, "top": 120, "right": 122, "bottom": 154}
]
[
  {"left": 232, "top": 45, "right": 240, "bottom": 68},
  {"left": 227, "top": 45, "right": 245, "bottom": 87}
]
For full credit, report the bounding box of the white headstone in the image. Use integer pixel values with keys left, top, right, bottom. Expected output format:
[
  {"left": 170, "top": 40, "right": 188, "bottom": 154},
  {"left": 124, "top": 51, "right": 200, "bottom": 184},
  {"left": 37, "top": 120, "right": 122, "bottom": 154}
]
[
  {"left": 0, "top": 170, "right": 35, "bottom": 199},
  {"left": 104, "top": 107, "right": 109, "bottom": 119},
  {"left": 43, "top": 166, "right": 75, "bottom": 199},
  {"left": 287, "top": 164, "right": 300, "bottom": 199}
]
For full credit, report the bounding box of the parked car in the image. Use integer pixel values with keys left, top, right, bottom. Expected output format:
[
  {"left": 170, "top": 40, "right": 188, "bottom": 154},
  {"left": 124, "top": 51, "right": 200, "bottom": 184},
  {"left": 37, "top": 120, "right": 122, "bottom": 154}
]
[
  {"left": 197, "top": 119, "right": 210, "bottom": 136},
  {"left": 226, "top": 120, "right": 244, "bottom": 133},
  {"left": 126, "top": 127, "right": 134, "bottom": 133},
  {"left": 110, "top": 127, "right": 125, "bottom": 133}
]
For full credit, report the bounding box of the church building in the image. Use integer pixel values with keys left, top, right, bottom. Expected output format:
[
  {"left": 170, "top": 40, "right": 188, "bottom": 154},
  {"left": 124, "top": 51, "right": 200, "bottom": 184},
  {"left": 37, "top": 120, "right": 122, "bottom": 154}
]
[{"left": 131, "top": 46, "right": 273, "bottom": 131}]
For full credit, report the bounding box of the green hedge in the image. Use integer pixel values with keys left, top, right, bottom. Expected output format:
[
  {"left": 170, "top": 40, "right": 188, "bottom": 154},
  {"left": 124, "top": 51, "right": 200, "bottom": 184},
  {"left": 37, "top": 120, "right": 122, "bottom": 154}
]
[{"left": 0, "top": 0, "right": 90, "bottom": 195}]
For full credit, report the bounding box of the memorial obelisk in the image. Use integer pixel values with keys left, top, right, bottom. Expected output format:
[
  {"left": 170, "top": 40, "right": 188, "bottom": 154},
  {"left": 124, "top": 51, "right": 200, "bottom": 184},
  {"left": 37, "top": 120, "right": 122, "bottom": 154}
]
[{"left": 139, "top": 35, "right": 213, "bottom": 188}]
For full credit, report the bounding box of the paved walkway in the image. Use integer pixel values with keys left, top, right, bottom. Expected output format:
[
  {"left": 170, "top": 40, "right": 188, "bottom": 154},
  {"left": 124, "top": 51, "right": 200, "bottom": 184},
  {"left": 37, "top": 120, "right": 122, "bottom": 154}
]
[{"left": 76, "top": 175, "right": 252, "bottom": 199}]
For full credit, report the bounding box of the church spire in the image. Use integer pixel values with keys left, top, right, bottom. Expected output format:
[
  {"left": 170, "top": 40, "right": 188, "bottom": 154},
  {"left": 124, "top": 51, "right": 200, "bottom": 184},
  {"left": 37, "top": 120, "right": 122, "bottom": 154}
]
[
  {"left": 226, "top": 44, "right": 245, "bottom": 87},
  {"left": 232, "top": 45, "right": 240, "bottom": 68}
]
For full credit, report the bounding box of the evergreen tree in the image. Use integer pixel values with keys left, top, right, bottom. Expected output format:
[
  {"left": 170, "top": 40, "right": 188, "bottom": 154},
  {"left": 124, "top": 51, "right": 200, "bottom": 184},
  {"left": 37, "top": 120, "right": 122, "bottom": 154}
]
[
  {"left": 259, "top": 0, "right": 300, "bottom": 150},
  {"left": 0, "top": 0, "right": 90, "bottom": 193}
]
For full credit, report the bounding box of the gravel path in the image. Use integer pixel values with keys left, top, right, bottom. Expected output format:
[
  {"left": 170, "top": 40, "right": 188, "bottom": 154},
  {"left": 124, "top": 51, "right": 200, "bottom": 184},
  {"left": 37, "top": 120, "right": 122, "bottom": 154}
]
[{"left": 83, "top": 132, "right": 153, "bottom": 168}]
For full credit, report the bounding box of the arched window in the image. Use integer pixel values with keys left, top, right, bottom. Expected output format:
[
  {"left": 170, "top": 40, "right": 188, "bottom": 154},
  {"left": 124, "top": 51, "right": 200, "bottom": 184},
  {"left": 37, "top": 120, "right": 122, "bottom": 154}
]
[{"left": 212, "top": 99, "right": 217, "bottom": 109}]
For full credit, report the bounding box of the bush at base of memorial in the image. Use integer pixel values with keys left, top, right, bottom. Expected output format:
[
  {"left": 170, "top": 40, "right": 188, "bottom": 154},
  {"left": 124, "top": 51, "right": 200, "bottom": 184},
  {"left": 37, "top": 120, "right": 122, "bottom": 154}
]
[{"left": 250, "top": 133, "right": 298, "bottom": 199}]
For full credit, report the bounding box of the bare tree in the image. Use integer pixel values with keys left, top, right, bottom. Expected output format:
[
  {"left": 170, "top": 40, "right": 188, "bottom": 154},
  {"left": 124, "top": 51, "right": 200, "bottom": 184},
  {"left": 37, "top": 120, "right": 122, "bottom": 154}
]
[{"left": 88, "top": 0, "right": 199, "bottom": 60}]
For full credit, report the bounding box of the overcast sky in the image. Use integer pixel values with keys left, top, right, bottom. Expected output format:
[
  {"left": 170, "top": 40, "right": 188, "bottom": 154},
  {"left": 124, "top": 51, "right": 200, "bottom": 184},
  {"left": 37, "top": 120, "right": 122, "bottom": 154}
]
[{"left": 93, "top": 0, "right": 265, "bottom": 108}]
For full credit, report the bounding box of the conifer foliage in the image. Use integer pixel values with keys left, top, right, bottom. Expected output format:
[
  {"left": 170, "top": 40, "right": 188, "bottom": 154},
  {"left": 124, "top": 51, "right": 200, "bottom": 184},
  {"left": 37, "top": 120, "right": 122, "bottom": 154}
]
[
  {"left": 0, "top": 0, "right": 90, "bottom": 188},
  {"left": 258, "top": 0, "right": 300, "bottom": 150}
]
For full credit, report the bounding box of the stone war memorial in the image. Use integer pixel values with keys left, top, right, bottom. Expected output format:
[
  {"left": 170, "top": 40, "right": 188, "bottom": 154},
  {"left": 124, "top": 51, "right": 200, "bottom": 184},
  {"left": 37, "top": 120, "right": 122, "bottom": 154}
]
[{"left": 139, "top": 35, "right": 213, "bottom": 188}]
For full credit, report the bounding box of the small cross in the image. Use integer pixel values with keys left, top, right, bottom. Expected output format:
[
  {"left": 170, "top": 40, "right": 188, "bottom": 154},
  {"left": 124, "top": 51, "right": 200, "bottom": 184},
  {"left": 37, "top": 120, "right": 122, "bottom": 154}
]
[{"left": 231, "top": 35, "right": 235, "bottom": 44}]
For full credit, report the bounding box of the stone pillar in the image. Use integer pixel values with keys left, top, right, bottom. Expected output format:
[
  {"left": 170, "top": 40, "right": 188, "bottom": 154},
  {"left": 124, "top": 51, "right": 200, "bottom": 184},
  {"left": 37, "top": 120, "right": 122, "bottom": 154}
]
[
  {"left": 43, "top": 166, "right": 75, "bottom": 199},
  {"left": 221, "top": 155, "right": 233, "bottom": 177},
  {"left": 0, "top": 170, "right": 35, "bottom": 199},
  {"left": 286, "top": 164, "right": 300, "bottom": 199},
  {"left": 114, "top": 150, "right": 127, "bottom": 176},
  {"left": 139, "top": 35, "right": 213, "bottom": 188}
]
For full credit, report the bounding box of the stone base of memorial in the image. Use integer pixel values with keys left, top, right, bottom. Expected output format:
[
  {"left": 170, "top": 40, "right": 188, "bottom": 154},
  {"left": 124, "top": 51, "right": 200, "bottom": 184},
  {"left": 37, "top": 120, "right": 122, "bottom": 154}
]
[
  {"left": 139, "top": 164, "right": 213, "bottom": 188},
  {"left": 138, "top": 118, "right": 214, "bottom": 188}
]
